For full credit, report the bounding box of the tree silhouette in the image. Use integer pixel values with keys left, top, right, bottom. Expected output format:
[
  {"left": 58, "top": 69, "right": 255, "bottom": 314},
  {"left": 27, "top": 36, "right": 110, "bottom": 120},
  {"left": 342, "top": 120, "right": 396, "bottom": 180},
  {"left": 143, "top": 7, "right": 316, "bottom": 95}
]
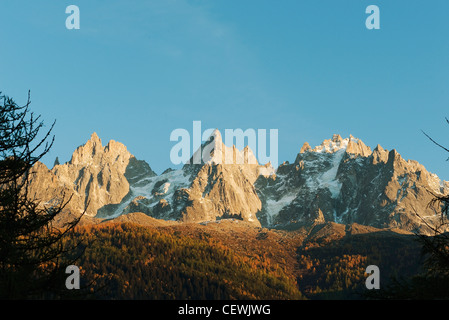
[
  {"left": 368, "top": 120, "right": 449, "bottom": 299},
  {"left": 0, "top": 91, "right": 84, "bottom": 299},
  {"left": 411, "top": 120, "right": 449, "bottom": 298}
]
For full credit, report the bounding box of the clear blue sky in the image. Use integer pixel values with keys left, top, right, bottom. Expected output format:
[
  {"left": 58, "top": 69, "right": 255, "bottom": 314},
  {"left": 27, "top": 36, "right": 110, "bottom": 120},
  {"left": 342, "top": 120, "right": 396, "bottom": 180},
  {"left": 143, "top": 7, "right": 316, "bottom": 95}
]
[{"left": 1, "top": 0, "right": 449, "bottom": 179}]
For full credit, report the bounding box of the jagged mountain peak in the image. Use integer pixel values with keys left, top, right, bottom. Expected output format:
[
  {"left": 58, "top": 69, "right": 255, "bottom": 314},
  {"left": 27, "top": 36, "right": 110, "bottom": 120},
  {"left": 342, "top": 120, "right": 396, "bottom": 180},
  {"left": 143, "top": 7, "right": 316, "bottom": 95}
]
[
  {"left": 28, "top": 132, "right": 449, "bottom": 235},
  {"left": 311, "top": 134, "right": 349, "bottom": 153},
  {"left": 31, "top": 133, "right": 157, "bottom": 217},
  {"left": 69, "top": 133, "right": 131, "bottom": 166},
  {"left": 258, "top": 134, "right": 449, "bottom": 234},
  {"left": 315, "top": 134, "right": 364, "bottom": 153},
  {"left": 189, "top": 129, "right": 259, "bottom": 166},
  {"left": 298, "top": 134, "right": 372, "bottom": 158},
  {"left": 89, "top": 131, "right": 101, "bottom": 143}
]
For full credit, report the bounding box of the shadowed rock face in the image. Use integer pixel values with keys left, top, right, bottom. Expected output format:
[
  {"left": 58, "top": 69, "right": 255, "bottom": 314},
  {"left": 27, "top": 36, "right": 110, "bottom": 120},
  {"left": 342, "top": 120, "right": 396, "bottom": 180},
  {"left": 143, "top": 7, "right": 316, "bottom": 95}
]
[
  {"left": 256, "top": 134, "right": 449, "bottom": 234},
  {"left": 28, "top": 133, "right": 449, "bottom": 235}
]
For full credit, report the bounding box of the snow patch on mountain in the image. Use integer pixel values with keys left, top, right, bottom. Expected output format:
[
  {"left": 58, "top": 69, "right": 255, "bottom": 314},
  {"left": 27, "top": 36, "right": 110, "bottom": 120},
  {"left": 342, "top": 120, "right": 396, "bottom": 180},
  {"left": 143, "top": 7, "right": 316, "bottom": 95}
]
[
  {"left": 264, "top": 193, "right": 298, "bottom": 225},
  {"left": 305, "top": 149, "right": 344, "bottom": 199},
  {"left": 110, "top": 168, "right": 192, "bottom": 219},
  {"left": 312, "top": 136, "right": 349, "bottom": 154}
]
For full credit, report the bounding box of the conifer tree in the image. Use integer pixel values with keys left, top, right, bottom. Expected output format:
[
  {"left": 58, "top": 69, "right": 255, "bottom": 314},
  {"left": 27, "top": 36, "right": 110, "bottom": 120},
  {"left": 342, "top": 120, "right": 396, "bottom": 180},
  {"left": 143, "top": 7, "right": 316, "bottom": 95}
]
[{"left": 0, "top": 91, "right": 83, "bottom": 299}]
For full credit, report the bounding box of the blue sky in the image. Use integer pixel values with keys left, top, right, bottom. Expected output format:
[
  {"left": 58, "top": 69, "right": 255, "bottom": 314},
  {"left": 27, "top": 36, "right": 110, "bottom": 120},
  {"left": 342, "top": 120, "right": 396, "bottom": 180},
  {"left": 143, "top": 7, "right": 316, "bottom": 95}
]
[{"left": 1, "top": 0, "right": 449, "bottom": 179}]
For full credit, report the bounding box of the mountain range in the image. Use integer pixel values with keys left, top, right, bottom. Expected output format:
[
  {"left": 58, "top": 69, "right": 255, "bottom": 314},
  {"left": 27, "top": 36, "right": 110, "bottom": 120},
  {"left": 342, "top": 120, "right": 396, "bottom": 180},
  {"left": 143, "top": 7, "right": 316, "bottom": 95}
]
[{"left": 28, "top": 131, "right": 449, "bottom": 235}]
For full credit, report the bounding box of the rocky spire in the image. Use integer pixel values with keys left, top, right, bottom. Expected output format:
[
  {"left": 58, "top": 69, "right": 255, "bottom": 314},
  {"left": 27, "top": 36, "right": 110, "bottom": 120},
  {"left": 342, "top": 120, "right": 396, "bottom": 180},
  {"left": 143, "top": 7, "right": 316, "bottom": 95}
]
[
  {"left": 300, "top": 142, "right": 311, "bottom": 154},
  {"left": 38, "top": 133, "right": 135, "bottom": 217},
  {"left": 310, "top": 134, "right": 349, "bottom": 153},
  {"left": 53, "top": 156, "right": 60, "bottom": 168},
  {"left": 372, "top": 144, "right": 389, "bottom": 164},
  {"left": 69, "top": 132, "right": 103, "bottom": 165},
  {"left": 332, "top": 134, "right": 343, "bottom": 143},
  {"left": 302, "top": 134, "right": 372, "bottom": 157},
  {"left": 346, "top": 135, "right": 372, "bottom": 157},
  {"left": 191, "top": 129, "right": 259, "bottom": 166}
]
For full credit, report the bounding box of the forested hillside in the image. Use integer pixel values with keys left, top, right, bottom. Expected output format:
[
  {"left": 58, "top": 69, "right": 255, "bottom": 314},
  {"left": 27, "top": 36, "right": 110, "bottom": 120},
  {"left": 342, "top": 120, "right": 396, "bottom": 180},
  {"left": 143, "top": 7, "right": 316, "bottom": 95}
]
[
  {"left": 64, "top": 222, "right": 304, "bottom": 300},
  {"left": 296, "top": 226, "right": 424, "bottom": 299},
  {"left": 60, "top": 219, "right": 426, "bottom": 300}
]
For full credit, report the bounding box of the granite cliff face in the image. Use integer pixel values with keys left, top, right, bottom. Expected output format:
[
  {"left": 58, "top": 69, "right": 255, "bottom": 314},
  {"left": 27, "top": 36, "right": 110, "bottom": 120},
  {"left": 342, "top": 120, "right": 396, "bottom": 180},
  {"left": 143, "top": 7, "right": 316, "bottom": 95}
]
[
  {"left": 29, "top": 131, "right": 273, "bottom": 227},
  {"left": 28, "top": 132, "right": 449, "bottom": 235},
  {"left": 29, "top": 133, "right": 156, "bottom": 217},
  {"left": 97, "top": 130, "right": 274, "bottom": 227}
]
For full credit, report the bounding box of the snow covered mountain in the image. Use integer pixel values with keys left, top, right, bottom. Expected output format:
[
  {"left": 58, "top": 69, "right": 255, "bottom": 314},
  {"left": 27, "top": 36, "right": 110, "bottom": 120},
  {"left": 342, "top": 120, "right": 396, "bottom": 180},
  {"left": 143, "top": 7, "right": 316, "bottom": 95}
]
[
  {"left": 29, "top": 132, "right": 449, "bottom": 235},
  {"left": 256, "top": 134, "right": 449, "bottom": 234},
  {"left": 96, "top": 129, "right": 274, "bottom": 226}
]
